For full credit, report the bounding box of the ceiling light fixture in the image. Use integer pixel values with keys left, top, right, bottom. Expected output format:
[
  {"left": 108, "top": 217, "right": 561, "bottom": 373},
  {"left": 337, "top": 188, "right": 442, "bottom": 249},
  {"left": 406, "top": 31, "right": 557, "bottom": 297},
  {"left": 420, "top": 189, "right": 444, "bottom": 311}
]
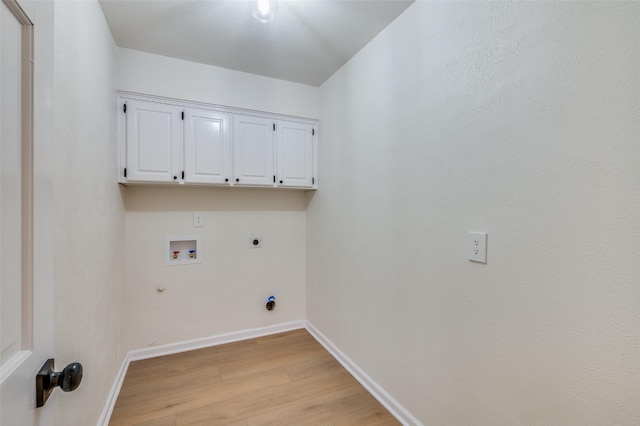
[{"left": 251, "top": 0, "right": 278, "bottom": 22}]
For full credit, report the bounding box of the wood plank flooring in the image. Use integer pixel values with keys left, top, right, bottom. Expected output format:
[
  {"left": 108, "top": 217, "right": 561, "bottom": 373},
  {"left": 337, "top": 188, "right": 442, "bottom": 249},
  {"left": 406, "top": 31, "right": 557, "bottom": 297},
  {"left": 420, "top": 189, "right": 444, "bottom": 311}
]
[{"left": 109, "top": 329, "right": 400, "bottom": 426}]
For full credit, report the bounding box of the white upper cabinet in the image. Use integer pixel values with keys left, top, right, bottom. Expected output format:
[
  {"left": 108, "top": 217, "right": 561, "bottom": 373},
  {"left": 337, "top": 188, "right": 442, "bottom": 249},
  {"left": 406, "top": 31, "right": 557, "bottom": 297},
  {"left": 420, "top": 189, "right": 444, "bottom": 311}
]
[
  {"left": 232, "top": 115, "right": 275, "bottom": 186},
  {"left": 125, "top": 99, "right": 183, "bottom": 183},
  {"left": 184, "top": 109, "right": 231, "bottom": 185},
  {"left": 276, "top": 120, "right": 315, "bottom": 188},
  {"left": 118, "top": 93, "right": 317, "bottom": 189}
]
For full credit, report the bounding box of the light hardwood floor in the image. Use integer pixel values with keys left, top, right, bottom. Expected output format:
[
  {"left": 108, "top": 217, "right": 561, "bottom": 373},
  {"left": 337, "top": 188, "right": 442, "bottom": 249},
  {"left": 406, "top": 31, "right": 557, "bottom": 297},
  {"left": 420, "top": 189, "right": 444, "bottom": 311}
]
[{"left": 109, "top": 329, "right": 400, "bottom": 426}]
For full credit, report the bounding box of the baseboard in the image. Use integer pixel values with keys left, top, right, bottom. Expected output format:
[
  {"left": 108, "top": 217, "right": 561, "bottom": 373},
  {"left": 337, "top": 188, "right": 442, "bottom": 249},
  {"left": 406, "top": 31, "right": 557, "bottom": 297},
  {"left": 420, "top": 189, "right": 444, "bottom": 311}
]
[
  {"left": 97, "top": 320, "right": 305, "bottom": 425},
  {"left": 98, "top": 320, "right": 419, "bottom": 425},
  {"left": 305, "top": 321, "right": 422, "bottom": 426},
  {"left": 97, "top": 353, "right": 130, "bottom": 426},
  {"left": 127, "top": 320, "right": 306, "bottom": 361}
]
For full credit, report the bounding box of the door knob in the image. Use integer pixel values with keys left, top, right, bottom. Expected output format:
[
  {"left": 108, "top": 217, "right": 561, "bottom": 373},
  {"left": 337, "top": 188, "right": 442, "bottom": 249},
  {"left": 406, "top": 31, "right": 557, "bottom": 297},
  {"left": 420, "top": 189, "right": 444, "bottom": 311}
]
[{"left": 36, "top": 359, "right": 83, "bottom": 407}]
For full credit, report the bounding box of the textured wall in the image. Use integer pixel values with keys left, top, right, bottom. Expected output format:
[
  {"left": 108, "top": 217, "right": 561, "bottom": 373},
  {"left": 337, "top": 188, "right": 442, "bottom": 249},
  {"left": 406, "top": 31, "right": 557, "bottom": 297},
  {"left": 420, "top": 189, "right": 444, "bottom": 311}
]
[
  {"left": 117, "top": 50, "right": 316, "bottom": 351},
  {"left": 52, "top": 1, "right": 126, "bottom": 424},
  {"left": 308, "top": 1, "right": 640, "bottom": 424},
  {"left": 124, "top": 187, "right": 306, "bottom": 349},
  {"left": 117, "top": 48, "right": 319, "bottom": 119}
]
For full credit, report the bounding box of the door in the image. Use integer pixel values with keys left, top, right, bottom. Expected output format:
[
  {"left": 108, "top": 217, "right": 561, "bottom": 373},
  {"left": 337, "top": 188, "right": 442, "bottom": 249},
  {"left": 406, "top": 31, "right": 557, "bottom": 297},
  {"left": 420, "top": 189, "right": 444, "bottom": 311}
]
[
  {"left": 232, "top": 114, "right": 275, "bottom": 186},
  {"left": 183, "top": 108, "right": 231, "bottom": 185},
  {"left": 1, "top": 0, "right": 54, "bottom": 424},
  {"left": 125, "top": 99, "right": 183, "bottom": 183},
  {"left": 276, "top": 120, "right": 314, "bottom": 188}
]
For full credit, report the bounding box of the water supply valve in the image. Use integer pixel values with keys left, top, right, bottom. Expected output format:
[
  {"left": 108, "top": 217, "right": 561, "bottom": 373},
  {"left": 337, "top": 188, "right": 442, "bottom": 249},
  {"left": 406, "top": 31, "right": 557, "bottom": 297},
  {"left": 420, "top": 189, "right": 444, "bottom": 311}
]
[
  {"left": 172, "top": 250, "right": 180, "bottom": 260},
  {"left": 189, "top": 249, "right": 196, "bottom": 259},
  {"left": 266, "top": 295, "right": 276, "bottom": 311}
]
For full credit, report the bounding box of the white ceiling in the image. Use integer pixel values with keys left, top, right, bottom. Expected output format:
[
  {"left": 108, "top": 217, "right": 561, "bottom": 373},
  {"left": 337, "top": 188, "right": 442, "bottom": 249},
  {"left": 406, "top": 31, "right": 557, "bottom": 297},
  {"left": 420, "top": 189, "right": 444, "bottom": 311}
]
[{"left": 99, "top": 0, "right": 414, "bottom": 86}]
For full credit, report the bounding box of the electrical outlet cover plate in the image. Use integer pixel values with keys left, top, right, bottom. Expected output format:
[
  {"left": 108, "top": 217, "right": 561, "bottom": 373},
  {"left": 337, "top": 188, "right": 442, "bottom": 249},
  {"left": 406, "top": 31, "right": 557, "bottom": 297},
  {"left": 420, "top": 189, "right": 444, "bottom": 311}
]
[
  {"left": 468, "top": 232, "right": 487, "bottom": 263},
  {"left": 193, "top": 212, "right": 204, "bottom": 228}
]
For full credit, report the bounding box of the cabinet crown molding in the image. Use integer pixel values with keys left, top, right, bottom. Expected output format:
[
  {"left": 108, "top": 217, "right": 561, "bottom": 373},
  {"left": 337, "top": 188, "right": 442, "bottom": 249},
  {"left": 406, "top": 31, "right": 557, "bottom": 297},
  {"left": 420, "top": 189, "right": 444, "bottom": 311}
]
[{"left": 117, "top": 91, "right": 318, "bottom": 125}]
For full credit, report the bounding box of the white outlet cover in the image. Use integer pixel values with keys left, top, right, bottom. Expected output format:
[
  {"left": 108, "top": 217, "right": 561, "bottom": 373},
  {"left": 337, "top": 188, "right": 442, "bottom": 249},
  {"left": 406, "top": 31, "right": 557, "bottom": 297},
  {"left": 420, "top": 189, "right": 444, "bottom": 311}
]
[
  {"left": 193, "top": 212, "right": 204, "bottom": 228},
  {"left": 468, "top": 232, "right": 487, "bottom": 263}
]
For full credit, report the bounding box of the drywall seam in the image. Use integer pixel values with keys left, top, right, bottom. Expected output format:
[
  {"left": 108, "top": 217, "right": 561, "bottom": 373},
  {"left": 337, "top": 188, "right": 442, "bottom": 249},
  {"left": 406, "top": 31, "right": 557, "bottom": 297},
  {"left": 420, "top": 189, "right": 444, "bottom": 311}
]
[{"left": 305, "top": 321, "right": 422, "bottom": 426}]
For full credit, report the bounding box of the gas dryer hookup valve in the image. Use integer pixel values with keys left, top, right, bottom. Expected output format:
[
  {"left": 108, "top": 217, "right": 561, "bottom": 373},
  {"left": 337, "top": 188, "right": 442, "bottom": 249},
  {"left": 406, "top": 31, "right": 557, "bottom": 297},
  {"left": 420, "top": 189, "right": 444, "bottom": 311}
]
[{"left": 266, "top": 295, "right": 276, "bottom": 311}]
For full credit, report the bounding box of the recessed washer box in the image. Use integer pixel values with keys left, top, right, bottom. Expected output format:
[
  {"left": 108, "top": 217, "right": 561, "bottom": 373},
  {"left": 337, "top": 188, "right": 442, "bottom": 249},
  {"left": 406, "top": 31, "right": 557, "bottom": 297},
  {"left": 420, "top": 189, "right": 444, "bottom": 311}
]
[{"left": 165, "top": 236, "right": 201, "bottom": 265}]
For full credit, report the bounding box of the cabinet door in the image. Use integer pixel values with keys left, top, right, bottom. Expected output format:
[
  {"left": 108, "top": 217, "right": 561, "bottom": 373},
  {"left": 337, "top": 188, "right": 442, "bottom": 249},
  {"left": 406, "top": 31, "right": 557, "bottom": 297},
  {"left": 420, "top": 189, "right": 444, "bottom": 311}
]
[
  {"left": 232, "top": 115, "right": 275, "bottom": 186},
  {"left": 125, "top": 99, "right": 183, "bottom": 183},
  {"left": 276, "top": 120, "right": 314, "bottom": 188},
  {"left": 184, "top": 109, "right": 231, "bottom": 185}
]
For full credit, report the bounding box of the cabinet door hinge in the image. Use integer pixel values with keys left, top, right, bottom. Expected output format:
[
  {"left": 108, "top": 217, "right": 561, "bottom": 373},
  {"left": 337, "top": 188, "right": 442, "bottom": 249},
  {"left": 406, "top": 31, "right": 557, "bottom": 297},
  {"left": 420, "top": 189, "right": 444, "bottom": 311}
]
[
  {"left": 273, "top": 175, "right": 276, "bottom": 183},
  {"left": 124, "top": 168, "right": 127, "bottom": 178},
  {"left": 273, "top": 123, "right": 276, "bottom": 131},
  {"left": 312, "top": 128, "right": 315, "bottom": 136},
  {"left": 181, "top": 171, "right": 185, "bottom": 180},
  {"left": 312, "top": 177, "right": 315, "bottom": 185},
  {"left": 181, "top": 111, "right": 184, "bottom": 120},
  {"left": 123, "top": 103, "right": 127, "bottom": 113}
]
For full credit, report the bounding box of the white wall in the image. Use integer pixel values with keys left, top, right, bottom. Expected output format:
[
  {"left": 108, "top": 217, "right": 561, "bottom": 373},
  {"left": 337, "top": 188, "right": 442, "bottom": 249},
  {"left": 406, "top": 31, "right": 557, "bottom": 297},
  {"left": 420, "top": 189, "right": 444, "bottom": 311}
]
[
  {"left": 309, "top": 1, "right": 640, "bottom": 424},
  {"left": 124, "top": 187, "right": 306, "bottom": 348},
  {"left": 117, "top": 48, "right": 319, "bottom": 119},
  {"left": 52, "top": 1, "right": 126, "bottom": 424},
  {"left": 118, "top": 51, "right": 317, "bottom": 350}
]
